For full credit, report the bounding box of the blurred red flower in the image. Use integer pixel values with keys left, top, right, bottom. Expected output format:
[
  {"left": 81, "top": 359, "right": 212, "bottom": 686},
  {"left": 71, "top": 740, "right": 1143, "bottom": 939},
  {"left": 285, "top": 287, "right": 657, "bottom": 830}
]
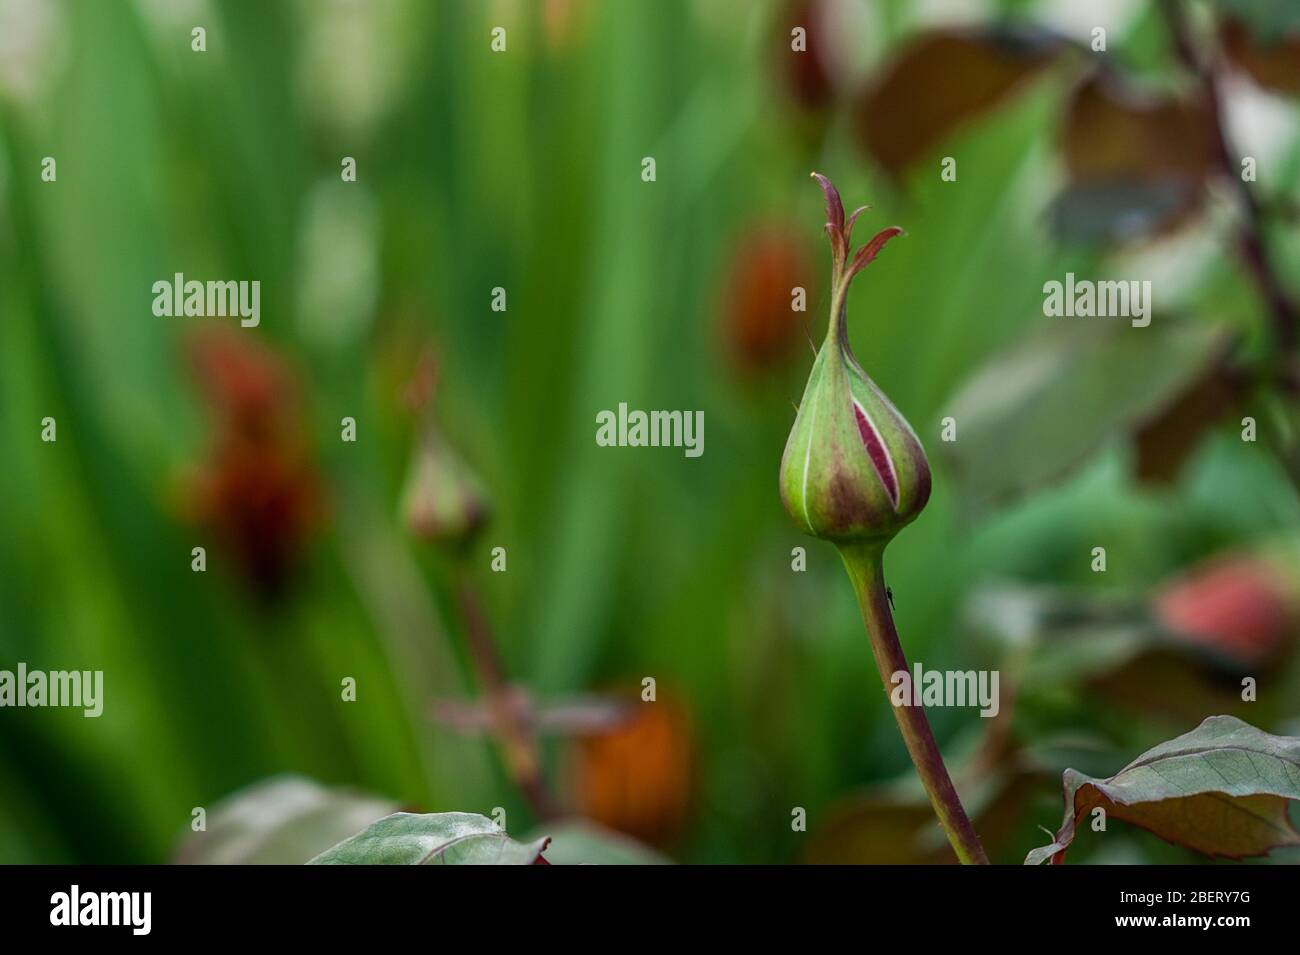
[
  {"left": 1153, "top": 553, "right": 1300, "bottom": 668},
  {"left": 183, "top": 329, "right": 324, "bottom": 599}
]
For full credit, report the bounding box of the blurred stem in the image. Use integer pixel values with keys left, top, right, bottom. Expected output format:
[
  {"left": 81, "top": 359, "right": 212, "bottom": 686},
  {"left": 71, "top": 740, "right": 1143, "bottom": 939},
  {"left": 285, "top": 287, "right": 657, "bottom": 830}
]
[
  {"left": 451, "top": 567, "right": 559, "bottom": 821},
  {"left": 840, "top": 543, "right": 990, "bottom": 865},
  {"left": 1160, "top": 0, "right": 1299, "bottom": 352}
]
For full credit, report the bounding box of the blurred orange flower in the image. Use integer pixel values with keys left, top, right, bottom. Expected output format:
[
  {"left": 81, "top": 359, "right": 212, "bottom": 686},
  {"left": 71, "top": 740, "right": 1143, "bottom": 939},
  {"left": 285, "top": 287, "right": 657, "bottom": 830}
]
[
  {"left": 719, "top": 226, "right": 814, "bottom": 374},
  {"left": 571, "top": 693, "right": 693, "bottom": 848}
]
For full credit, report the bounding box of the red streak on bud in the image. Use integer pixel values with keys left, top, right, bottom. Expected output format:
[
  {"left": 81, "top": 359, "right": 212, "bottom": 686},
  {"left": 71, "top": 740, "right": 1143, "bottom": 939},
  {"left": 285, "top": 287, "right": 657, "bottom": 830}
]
[{"left": 854, "top": 400, "right": 899, "bottom": 508}]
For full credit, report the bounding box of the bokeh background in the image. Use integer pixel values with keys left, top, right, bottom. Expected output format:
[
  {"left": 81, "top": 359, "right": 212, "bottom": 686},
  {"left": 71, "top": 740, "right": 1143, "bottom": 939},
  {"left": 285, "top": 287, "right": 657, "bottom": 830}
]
[{"left": 2, "top": 0, "right": 1300, "bottom": 864}]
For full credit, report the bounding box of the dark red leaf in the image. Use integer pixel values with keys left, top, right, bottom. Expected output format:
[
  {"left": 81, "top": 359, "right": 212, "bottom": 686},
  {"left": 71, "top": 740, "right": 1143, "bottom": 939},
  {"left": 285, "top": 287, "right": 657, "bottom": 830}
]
[{"left": 857, "top": 26, "right": 1067, "bottom": 177}]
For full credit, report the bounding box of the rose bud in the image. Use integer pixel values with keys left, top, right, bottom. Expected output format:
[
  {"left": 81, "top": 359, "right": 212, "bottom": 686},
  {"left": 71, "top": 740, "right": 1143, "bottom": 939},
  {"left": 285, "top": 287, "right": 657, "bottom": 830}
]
[
  {"left": 779, "top": 173, "right": 929, "bottom": 545},
  {"left": 401, "top": 421, "right": 491, "bottom": 551}
]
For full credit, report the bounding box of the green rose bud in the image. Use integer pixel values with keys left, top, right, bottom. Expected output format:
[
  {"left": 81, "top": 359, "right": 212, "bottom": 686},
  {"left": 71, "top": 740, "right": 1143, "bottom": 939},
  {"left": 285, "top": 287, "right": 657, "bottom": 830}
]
[
  {"left": 775, "top": 178, "right": 986, "bottom": 865},
  {"left": 779, "top": 173, "right": 930, "bottom": 544},
  {"left": 402, "top": 419, "right": 491, "bottom": 551}
]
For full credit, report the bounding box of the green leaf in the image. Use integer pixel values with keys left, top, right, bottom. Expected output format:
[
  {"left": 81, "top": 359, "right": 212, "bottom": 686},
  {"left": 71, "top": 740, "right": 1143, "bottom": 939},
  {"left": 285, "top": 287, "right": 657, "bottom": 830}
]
[
  {"left": 944, "top": 321, "right": 1227, "bottom": 511},
  {"left": 174, "top": 776, "right": 397, "bottom": 865},
  {"left": 967, "top": 583, "right": 1269, "bottom": 726},
  {"left": 308, "top": 812, "right": 549, "bottom": 865},
  {"left": 1026, "top": 716, "right": 1300, "bottom": 864},
  {"left": 968, "top": 584, "right": 1161, "bottom": 684},
  {"left": 525, "top": 820, "right": 670, "bottom": 865}
]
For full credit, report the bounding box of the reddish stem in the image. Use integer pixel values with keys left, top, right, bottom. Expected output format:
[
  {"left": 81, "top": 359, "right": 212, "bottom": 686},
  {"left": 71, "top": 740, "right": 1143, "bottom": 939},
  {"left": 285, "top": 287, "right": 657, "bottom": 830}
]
[
  {"left": 452, "top": 571, "right": 559, "bottom": 820},
  {"left": 841, "top": 543, "right": 990, "bottom": 864}
]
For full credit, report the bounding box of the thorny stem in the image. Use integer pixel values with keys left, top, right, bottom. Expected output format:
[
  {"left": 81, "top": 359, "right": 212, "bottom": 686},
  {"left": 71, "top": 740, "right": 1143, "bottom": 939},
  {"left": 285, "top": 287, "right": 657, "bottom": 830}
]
[
  {"left": 451, "top": 569, "right": 559, "bottom": 821},
  {"left": 840, "top": 543, "right": 990, "bottom": 865},
  {"left": 1160, "top": 0, "right": 1300, "bottom": 352}
]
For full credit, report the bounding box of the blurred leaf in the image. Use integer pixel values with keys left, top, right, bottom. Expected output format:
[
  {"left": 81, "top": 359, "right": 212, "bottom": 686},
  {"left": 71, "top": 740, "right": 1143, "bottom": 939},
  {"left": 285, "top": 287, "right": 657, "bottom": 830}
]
[
  {"left": 1222, "top": 18, "right": 1300, "bottom": 95},
  {"left": 1018, "top": 733, "right": 1127, "bottom": 782},
  {"left": 1258, "top": 372, "right": 1300, "bottom": 489},
  {"left": 174, "top": 776, "right": 396, "bottom": 865},
  {"left": 526, "top": 0, "right": 689, "bottom": 695},
  {"left": 1133, "top": 352, "right": 1241, "bottom": 485},
  {"left": 945, "top": 321, "right": 1228, "bottom": 510},
  {"left": 1060, "top": 72, "right": 1212, "bottom": 181},
  {"left": 308, "top": 812, "right": 549, "bottom": 865},
  {"left": 1051, "top": 71, "right": 1213, "bottom": 242},
  {"left": 1085, "top": 649, "right": 1260, "bottom": 724},
  {"left": 968, "top": 572, "right": 1289, "bottom": 725},
  {"left": 1026, "top": 716, "right": 1300, "bottom": 864},
  {"left": 1210, "top": 1, "right": 1300, "bottom": 43},
  {"left": 526, "top": 819, "right": 670, "bottom": 865},
  {"left": 779, "top": 0, "right": 838, "bottom": 110},
  {"left": 1046, "top": 178, "right": 1200, "bottom": 244},
  {"left": 806, "top": 771, "right": 1038, "bottom": 864},
  {"left": 967, "top": 585, "right": 1159, "bottom": 685},
  {"left": 807, "top": 795, "right": 959, "bottom": 864},
  {"left": 856, "top": 25, "right": 1067, "bottom": 177}
]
